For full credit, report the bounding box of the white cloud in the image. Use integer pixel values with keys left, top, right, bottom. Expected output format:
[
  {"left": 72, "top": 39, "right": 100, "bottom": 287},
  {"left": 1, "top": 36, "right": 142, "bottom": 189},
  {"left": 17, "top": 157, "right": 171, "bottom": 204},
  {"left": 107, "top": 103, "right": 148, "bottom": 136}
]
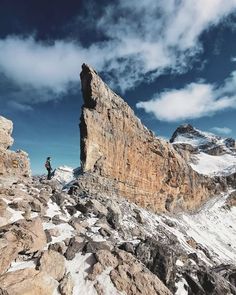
[
  {"left": 96, "top": 0, "right": 236, "bottom": 86},
  {"left": 0, "top": 37, "right": 99, "bottom": 93},
  {"left": 211, "top": 127, "right": 232, "bottom": 135},
  {"left": 7, "top": 101, "right": 33, "bottom": 112},
  {"left": 136, "top": 83, "right": 236, "bottom": 121},
  {"left": 0, "top": 0, "right": 236, "bottom": 107}
]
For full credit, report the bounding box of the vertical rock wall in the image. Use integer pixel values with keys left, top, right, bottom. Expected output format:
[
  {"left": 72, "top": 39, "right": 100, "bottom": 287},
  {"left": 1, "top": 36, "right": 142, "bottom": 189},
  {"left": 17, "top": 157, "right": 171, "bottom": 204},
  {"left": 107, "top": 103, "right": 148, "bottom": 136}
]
[
  {"left": 79, "top": 64, "right": 218, "bottom": 212},
  {"left": 0, "top": 116, "right": 31, "bottom": 185}
]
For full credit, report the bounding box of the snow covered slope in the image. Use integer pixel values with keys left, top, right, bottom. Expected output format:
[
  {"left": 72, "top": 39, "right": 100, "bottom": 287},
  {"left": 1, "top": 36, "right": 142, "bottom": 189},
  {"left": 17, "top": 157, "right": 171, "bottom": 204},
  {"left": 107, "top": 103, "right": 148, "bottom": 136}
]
[
  {"left": 171, "top": 124, "right": 236, "bottom": 176},
  {"left": 190, "top": 152, "right": 236, "bottom": 176},
  {"left": 170, "top": 124, "right": 235, "bottom": 154},
  {"left": 52, "top": 166, "right": 80, "bottom": 186}
]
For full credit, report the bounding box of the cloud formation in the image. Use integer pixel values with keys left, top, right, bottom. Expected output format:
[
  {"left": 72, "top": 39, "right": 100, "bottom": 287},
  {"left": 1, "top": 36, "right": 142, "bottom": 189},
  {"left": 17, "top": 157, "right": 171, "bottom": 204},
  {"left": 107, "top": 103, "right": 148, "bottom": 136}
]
[
  {"left": 211, "top": 127, "right": 232, "bottom": 135},
  {"left": 0, "top": 37, "right": 94, "bottom": 93},
  {"left": 0, "top": 0, "right": 236, "bottom": 110},
  {"left": 136, "top": 83, "right": 236, "bottom": 121},
  {"left": 7, "top": 101, "right": 33, "bottom": 112}
]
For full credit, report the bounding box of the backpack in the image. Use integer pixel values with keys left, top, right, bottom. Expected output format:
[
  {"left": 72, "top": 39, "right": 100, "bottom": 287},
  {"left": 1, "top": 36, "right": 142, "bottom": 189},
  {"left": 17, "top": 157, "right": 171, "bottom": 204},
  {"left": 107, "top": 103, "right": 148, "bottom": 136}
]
[{"left": 45, "top": 161, "right": 50, "bottom": 169}]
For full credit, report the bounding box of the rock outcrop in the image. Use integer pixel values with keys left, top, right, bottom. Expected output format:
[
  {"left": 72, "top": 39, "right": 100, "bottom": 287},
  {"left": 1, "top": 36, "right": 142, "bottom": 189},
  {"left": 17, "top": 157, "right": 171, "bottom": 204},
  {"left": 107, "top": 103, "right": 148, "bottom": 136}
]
[
  {"left": 79, "top": 64, "right": 219, "bottom": 213},
  {"left": 170, "top": 123, "right": 236, "bottom": 156},
  {"left": 0, "top": 116, "right": 14, "bottom": 149},
  {"left": 0, "top": 268, "right": 58, "bottom": 295},
  {"left": 0, "top": 116, "right": 31, "bottom": 185}
]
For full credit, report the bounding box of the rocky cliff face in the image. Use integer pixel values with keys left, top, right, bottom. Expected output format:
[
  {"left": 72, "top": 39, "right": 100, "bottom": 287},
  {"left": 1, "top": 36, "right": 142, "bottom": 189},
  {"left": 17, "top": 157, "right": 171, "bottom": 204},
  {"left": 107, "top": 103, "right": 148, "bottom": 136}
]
[
  {"left": 79, "top": 64, "right": 219, "bottom": 213},
  {"left": 0, "top": 116, "right": 31, "bottom": 185}
]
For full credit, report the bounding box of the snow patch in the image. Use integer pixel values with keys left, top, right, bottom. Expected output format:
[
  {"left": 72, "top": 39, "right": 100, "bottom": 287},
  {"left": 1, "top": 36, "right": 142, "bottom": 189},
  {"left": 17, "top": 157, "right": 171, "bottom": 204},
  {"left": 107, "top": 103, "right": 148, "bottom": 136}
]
[
  {"left": 8, "top": 260, "right": 36, "bottom": 272},
  {"left": 96, "top": 267, "right": 125, "bottom": 295},
  {"left": 175, "top": 278, "right": 188, "bottom": 295},
  {"left": 122, "top": 192, "right": 236, "bottom": 265},
  {"left": 190, "top": 152, "right": 236, "bottom": 176},
  {"left": 173, "top": 134, "right": 207, "bottom": 147},
  {"left": 65, "top": 253, "right": 97, "bottom": 295},
  {"left": 53, "top": 166, "right": 76, "bottom": 186},
  {"left": 8, "top": 207, "right": 24, "bottom": 223},
  {"left": 43, "top": 222, "right": 75, "bottom": 244}
]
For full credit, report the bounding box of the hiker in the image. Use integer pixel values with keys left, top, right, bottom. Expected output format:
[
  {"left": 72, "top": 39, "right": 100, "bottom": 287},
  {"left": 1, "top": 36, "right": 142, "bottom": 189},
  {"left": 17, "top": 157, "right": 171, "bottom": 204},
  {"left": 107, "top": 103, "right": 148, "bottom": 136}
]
[{"left": 45, "top": 157, "right": 52, "bottom": 180}]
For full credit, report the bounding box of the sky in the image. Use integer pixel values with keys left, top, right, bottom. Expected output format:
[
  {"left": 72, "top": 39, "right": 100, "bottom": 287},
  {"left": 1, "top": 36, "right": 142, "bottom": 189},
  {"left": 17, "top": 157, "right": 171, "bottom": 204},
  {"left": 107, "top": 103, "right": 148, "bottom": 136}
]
[{"left": 1, "top": 0, "right": 236, "bottom": 174}]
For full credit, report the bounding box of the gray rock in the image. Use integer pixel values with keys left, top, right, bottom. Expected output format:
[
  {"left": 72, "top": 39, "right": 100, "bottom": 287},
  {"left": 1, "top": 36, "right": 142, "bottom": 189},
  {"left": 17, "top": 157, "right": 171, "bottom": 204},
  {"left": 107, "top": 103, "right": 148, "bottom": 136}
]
[
  {"left": 106, "top": 201, "right": 122, "bottom": 230},
  {"left": 44, "top": 229, "right": 52, "bottom": 243},
  {"left": 51, "top": 191, "right": 67, "bottom": 207},
  {"left": 119, "top": 242, "right": 135, "bottom": 254},
  {"left": 59, "top": 272, "right": 74, "bottom": 295},
  {"left": 136, "top": 237, "right": 177, "bottom": 292},
  {"left": 52, "top": 215, "right": 65, "bottom": 225},
  {"left": 64, "top": 237, "right": 86, "bottom": 260},
  {"left": 84, "top": 240, "right": 112, "bottom": 254},
  {"left": 49, "top": 242, "right": 66, "bottom": 255}
]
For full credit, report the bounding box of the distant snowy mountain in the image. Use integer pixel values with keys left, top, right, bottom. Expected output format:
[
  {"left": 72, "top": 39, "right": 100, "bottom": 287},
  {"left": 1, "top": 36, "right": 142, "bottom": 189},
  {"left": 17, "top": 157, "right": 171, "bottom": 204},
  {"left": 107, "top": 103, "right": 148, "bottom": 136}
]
[
  {"left": 53, "top": 166, "right": 80, "bottom": 186},
  {"left": 170, "top": 124, "right": 236, "bottom": 176}
]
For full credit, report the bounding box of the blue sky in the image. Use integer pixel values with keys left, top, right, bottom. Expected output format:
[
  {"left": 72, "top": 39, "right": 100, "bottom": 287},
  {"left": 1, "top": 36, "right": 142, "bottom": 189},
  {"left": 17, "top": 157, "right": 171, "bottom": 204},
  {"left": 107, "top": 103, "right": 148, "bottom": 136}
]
[{"left": 1, "top": 0, "right": 236, "bottom": 174}]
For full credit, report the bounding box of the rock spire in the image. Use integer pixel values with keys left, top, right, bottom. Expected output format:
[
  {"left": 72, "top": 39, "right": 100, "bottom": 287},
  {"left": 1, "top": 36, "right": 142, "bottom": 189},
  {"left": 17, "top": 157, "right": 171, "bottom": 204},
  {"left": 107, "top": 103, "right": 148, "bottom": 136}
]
[{"left": 79, "top": 64, "right": 218, "bottom": 212}]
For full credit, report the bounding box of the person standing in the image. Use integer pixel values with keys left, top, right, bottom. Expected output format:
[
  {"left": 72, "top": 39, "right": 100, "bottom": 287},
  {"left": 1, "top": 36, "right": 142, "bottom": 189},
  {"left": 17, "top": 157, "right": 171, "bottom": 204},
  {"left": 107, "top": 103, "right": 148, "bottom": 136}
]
[{"left": 45, "top": 157, "right": 52, "bottom": 180}]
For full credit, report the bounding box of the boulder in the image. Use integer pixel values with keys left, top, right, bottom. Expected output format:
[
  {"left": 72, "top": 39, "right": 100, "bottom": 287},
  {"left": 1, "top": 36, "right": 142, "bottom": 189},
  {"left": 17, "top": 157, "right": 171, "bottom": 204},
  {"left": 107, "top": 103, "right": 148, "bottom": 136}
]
[
  {"left": 0, "top": 268, "right": 58, "bottom": 295},
  {"left": 85, "top": 199, "right": 108, "bottom": 217},
  {"left": 29, "top": 198, "right": 44, "bottom": 214},
  {"left": 119, "top": 242, "right": 135, "bottom": 254},
  {"left": 0, "top": 217, "right": 47, "bottom": 275},
  {"left": 38, "top": 250, "right": 65, "bottom": 281},
  {"left": 84, "top": 240, "right": 112, "bottom": 254},
  {"left": 110, "top": 250, "right": 172, "bottom": 295},
  {"left": 0, "top": 149, "right": 31, "bottom": 185},
  {"left": 106, "top": 200, "right": 122, "bottom": 229},
  {"left": 95, "top": 249, "right": 118, "bottom": 269},
  {"left": 136, "top": 238, "right": 177, "bottom": 291},
  {"left": 59, "top": 272, "right": 74, "bottom": 295},
  {"left": 5, "top": 217, "right": 47, "bottom": 254},
  {"left": 51, "top": 191, "right": 67, "bottom": 207},
  {"left": 64, "top": 236, "right": 86, "bottom": 260},
  {"left": 0, "top": 239, "right": 19, "bottom": 275},
  {"left": 69, "top": 217, "right": 86, "bottom": 234},
  {"left": 49, "top": 242, "right": 67, "bottom": 255},
  {"left": 90, "top": 249, "right": 172, "bottom": 295},
  {"left": 4, "top": 217, "right": 46, "bottom": 253}
]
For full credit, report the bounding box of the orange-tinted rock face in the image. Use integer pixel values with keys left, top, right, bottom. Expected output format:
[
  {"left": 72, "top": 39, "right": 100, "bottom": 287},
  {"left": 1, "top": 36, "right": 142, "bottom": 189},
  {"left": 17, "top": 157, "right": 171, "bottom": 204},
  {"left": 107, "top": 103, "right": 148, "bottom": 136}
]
[
  {"left": 79, "top": 64, "right": 218, "bottom": 213},
  {"left": 0, "top": 116, "right": 31, "bottom": 185}
]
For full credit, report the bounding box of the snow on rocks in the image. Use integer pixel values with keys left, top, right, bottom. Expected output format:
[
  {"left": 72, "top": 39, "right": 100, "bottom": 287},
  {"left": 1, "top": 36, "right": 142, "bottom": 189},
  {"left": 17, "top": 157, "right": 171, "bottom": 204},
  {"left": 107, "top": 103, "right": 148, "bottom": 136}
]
[
  {"left": 1, "top": 168, "right": 236, "bottom": 295},
  {"left": 175, "top": 278, "right": 188, "bottom": 295},
  {"left": 171, "top": 124, "right": 236, "bottom": 177},
  {"left": 8, "top": 260, "right": 36, "bottom": 273},
  {"left": 190, "top": 152, "right": 236, "bottom": 176},
  {"left": 52, "top": 166, "right": 78, "bottom": 187}
]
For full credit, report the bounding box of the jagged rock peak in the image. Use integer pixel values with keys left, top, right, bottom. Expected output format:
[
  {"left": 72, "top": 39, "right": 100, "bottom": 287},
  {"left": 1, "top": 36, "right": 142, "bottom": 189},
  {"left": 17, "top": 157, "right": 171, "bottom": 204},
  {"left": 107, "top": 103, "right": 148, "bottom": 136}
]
[
  {"left": 170, "top": 124, "right": 204, "bottom": 143},
  {"left": 79, "top": 64, "right": 221, "bottom": 213},
  {"left": 170, "top": 124, "right": 236, "bottom": 156}
]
